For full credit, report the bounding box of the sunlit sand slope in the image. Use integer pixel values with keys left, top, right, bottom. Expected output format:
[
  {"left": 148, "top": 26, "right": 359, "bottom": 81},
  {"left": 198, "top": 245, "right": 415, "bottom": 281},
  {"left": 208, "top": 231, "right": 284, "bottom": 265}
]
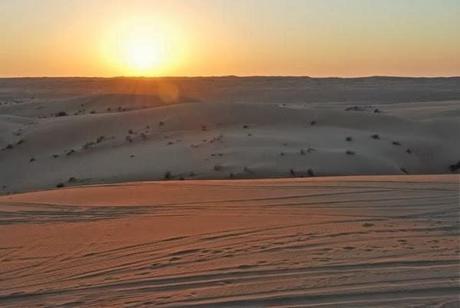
[
  {"left": 1, "top": 175, "right": 459, "bottom": 307},
  {"left": 1, "top": 77, "right": 460, "bottom": 194}
]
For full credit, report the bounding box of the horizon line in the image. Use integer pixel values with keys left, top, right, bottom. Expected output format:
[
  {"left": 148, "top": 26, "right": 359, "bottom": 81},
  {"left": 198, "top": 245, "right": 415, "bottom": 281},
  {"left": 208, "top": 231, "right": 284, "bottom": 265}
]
[{"left": 1, "top": 75, "right": 460, "bottom": 79}]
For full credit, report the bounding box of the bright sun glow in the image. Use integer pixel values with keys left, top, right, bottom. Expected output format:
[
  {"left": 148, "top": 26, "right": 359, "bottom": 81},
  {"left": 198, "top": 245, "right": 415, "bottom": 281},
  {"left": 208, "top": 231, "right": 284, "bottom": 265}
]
[
  {"left": 122, "top": 34, "right": 164, "bottom": 73},
  {"left": 102, "top": 19, "right": 184, "bottom": 76}
]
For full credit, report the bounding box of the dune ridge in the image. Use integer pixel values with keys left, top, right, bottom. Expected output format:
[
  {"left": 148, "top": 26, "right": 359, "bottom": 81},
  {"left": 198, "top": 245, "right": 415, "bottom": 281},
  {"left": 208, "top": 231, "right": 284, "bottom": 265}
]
[
  {"left": 0, "top": 175, "right": 458, "bottom": 306},
  {"left": 1, "top": 77, "right": 459, "bottom": 194}
]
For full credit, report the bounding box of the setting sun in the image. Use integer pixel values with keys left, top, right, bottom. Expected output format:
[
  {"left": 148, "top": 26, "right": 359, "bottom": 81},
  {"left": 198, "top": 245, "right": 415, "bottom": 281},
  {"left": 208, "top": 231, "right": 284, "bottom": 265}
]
[
  {"left": 122, "top": 34, "right": 164, "bottom": 73},
  {"left": 101, "top": 18, "right": 183, "bottom": 76}
]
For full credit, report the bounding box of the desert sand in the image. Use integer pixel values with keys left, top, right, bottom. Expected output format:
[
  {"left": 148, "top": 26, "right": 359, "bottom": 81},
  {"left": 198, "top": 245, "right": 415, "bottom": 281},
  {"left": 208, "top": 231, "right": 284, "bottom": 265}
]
[
  {"left": 0, "top": 77, "right": 459, "bottom": 307},
  {"left": 0, "top": 175, "right": 459, "bottom": 306},
  {"left": 0, "top": 77, "right": 459, "bottom": 194}
]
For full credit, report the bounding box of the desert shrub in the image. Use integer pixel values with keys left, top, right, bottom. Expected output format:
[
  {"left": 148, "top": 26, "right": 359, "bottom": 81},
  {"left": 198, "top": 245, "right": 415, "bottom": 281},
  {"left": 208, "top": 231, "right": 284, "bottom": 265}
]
[
  {"left": 346, "top": 137, "right": 352, "bottom": 142},
  {"left": 68, "top": 177, "right": 77, "bottom": 183},
  {"left": 392, "top": 141, "right": 401, "bottom": 146},
  {"left": 346, "top": 150, "right": 355, "bottom": 155},
  {"left": 300, "top": 149, "right": 306, "bottom": 155},
  {"left": 66, "top": 149, "right": 75, "bottom": 156},
  {"left": 83, "top": 141, "right": 95, "bottom": 150},
  {"left": 371, "top": 134, "right": 380, "bottom": 140},
  {"left": 406, "top": 149, "right": 412, "bottom": 154},
  {"left": 214, "top": 164, "right": 223, "bottom": 171},
  {"left": 56, "top": 183, "right": 65, "bottom": 188},
  {"left": 449, "top": 161, "right": 460, "bottom": 172},
  {"left": 164, "top": 171, "right": 172, "bottom": 180},
  {"left": 307, "top": 169, "right": 315, "bottom": 177},
  {"left": 310, "top": 120, "right": 316, "bottom": 126},
  {"left": 290, "top": 169, "right": 296, "bottom": 176},
  {"left": 29, "top": 157, "right": 35, "bottom": 162},
  {"left": 55, "top": 111, "right": 67, "bottom": 117},
  {"left": 400, "top": 168, "right": 408, "bottom": 174}
]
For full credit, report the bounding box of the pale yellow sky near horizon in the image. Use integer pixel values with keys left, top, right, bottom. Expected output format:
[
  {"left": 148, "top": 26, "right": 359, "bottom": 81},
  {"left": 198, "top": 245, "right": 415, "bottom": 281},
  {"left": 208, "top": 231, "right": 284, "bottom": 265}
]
[{"left": 0, "top": 0, "right": 459, "bottom": 77}]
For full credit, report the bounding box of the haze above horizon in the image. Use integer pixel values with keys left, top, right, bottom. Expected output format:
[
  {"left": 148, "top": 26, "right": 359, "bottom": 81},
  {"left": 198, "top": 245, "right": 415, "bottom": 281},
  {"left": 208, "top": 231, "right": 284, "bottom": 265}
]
[{"left": 1, "top": 0, "right": 459, "bottom": 77}]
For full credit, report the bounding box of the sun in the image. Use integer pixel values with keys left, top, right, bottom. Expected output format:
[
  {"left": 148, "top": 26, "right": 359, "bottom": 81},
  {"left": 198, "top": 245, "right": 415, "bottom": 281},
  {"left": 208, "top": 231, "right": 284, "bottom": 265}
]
[
  {"left": 102, "top": 20, "right": 183, "bottom": 76},
  {"left": 122, "top": 34, "right": 164, "bottom": 74}
]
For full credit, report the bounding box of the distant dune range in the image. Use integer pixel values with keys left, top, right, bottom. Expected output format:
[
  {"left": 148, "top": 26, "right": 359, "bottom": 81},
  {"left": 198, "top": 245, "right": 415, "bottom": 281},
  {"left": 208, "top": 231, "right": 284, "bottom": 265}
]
[{"left": 0, "top": 77, "right": 459, "bottom": 194}]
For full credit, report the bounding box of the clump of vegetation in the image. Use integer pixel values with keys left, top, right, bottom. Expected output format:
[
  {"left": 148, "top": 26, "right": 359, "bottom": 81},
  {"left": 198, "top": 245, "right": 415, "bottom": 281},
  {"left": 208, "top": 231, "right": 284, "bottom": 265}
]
[
  {"left": 449, "top": 161, "right": 460, "bottom": 172},
  {"left": 126, "top": 136, "right": 133, "bottom": 143},
  {"left": 346, "top": 137, "right": 353, "bottom": 142},
  {"left": 55, "top": 111, "right": 67, "bottom": 117},
  {"left": 201, "top": 125, "right": 207, "bottom": 131},
  {"left": 373, "top": 108, "right": 381, "bottom": 113},
  {"left": 310, "top": 120, "right": 317, "bottom": 126},
  {"left": 189, "top": 171, "right": 196, "bottom": 177},
  {"left": 66, "top": 149, "right": 75, "bottom": 156},
  {"left": 346, "top": 150, "right": 355, "bottom": 155},
  {"left": 159, "top": 121, "right": 165, "bottom": 127},
  {"left": 362, "top": 223, "right": 375, "bottom": 227},
  {"left": 406, "top": 148, "right": 412, "bottom": 154},
  {"left": 392, "top": 141, "right": 401, "bottom": 146},
  {"left": 371, "top": 134, "right": 380, "bottom": 140},
  {"left": 229, "top": 173, "right": 235, "bottom": 179},
  {"left": 52, "top": 154, "right": 59, "bottom": 158},
  {"left": 56, "top": 183, "right": 65, "bottom": 188},
  {"left": 243, "top": 125, "right": 249, "bottom": 129},
  {"left": 5, "top": 144, "right": 13, "bottom": 150},
  {"left": 164, "top": 171, "right": 172, "bottom": 180},
  {"left": 243, "top": 166, "right": 253, "bottom": 174},
  {"left": 16, "top": 139, "right": 25, "bottom": 145},
  {"left": 83, "top": 141, "right": 95, "bottom": 150},
  {"left": 280, "top": 152, "right": 285, "bottom": 156},
  {"left": 290, "top": 169, "right": 296, "bottom": 176},
  {"left": 307, "top": 169, "right": 315, "bottom": 177},
  {"left": 300, "top": 149, "right": 306, "bottom": 155},
  {"left": 400, "top": 168, "right": 409, "bottom": 174},
  {"left": 214, "top": 164, "right": 223, "bottom": 171},
  {"left": 96, "top": 136, "right": 105, "bottom": 143},
  {"left": 68, "top": 177, "right": 77, "bottom": 183},
  {"left": 29, "top": 157, "right": 35, "bottom": 162}
]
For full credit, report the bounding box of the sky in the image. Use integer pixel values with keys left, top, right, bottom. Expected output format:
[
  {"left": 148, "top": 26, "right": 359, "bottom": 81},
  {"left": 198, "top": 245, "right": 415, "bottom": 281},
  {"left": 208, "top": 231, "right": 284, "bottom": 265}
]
[{"left": 0, "top": 0, "right": 459, "bottom": 77}]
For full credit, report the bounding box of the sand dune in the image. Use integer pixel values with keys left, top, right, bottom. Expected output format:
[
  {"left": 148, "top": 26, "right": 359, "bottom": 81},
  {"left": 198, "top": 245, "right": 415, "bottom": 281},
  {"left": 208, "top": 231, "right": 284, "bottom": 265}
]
[
  {"left": 0, "top": 175, "right": 458, "bottom": 306},
  {"left": 1, "top": 77, "right": 459, "bottom": 194}
]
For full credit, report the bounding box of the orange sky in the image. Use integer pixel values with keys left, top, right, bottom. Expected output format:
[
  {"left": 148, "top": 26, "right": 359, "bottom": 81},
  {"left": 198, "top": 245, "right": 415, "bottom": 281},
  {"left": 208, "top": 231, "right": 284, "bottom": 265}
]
[{"left": 0, "top": 0, "right": 459, "bottom": 77}]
